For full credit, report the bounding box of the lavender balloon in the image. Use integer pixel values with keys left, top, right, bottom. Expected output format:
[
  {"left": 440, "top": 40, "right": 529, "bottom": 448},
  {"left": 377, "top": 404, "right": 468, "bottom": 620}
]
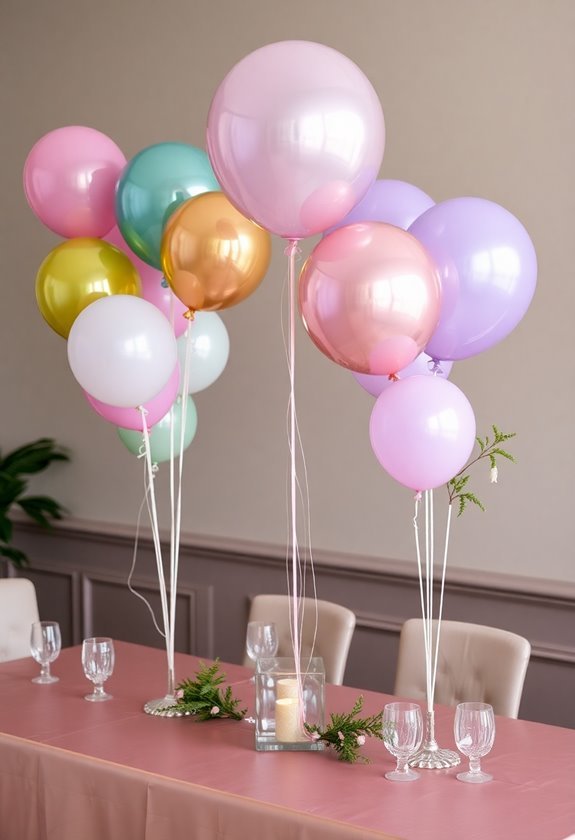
[
  {"left": 409, "top": 197, "right": 537, "bottom": 361},
  {"left": 207, "top": 40, "right": 385, "bottom": 239},
  {"left": 369, "top": 376, "right": 476, "bottom": 491},
  {"left": 353, "top": 353, "right": 453, "bottom": 398},
  {"left": 327, "top": 179, "right": 435, "bottom": 234}
]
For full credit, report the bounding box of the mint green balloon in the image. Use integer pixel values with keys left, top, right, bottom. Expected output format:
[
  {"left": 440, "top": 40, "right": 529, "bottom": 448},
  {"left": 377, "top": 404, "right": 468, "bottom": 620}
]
[
  {"left": 117, "top": 396, "right": 198, "bottom": 463},
  {"left": 115, "top": 143, "right": 220, "bottom": 268}
]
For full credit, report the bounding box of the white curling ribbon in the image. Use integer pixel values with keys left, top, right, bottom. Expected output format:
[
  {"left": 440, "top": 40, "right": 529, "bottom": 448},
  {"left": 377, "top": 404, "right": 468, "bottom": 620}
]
[{"left": 275, "top": 697, "right": 303, "bottom": 742}]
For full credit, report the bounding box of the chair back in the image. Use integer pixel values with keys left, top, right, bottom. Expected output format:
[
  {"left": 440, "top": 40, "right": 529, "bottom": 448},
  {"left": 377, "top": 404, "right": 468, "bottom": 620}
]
[
  {"left": 244, "top": 594, "right": 356, "bottom": 685},
  {"left": 394, "top": 618, "right": 531, "bottom": 718},
  {"left": 0, "top": 578, "right": 40, "bottom": 662}
]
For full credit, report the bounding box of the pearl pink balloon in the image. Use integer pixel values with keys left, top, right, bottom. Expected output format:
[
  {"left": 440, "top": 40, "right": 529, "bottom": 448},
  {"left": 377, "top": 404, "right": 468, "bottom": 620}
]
[
  {"left": 105, "top": 227, "right": 189, "bottom": 337},
  {"left": 206, "top": 40, "right": 385, "bottom": 239},
  {"left": 369, "top": 375, "right": 476, "bottom": 491},
  {"left": 83, "top": 363, "right": 180, "bottom": 430},
  {"left": 299, "top": 223, "right": 441, "bottom": 375},
  {"left": 23, "top": 126, "right": 126, "bottom": 238}
]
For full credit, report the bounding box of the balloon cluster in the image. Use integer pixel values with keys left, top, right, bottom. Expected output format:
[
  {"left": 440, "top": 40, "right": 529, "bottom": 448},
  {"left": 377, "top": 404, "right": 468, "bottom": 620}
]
[
  {"left": 24, "top": 39, "right": 537, "bottom": 490},
  {"left": 204, "top": 40, "right": 537, "bottom": 493},
  {"left": 24, "top": 127, "right": 270, "bottom": 460}
]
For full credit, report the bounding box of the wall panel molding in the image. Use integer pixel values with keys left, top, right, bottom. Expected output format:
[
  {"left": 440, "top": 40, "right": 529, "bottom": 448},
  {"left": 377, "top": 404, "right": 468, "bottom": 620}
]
[{"left": 6, "top": 517, "right": 574, "bottom": 729}]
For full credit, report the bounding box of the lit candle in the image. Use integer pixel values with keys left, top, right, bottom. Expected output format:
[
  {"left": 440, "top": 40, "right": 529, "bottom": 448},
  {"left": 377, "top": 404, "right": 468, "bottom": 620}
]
[
  {"left": 277, "top": 678, "right": 299, "bottom": 701},
  {"left": 275, "top": 698, "right": 302, "bottom": 742}
]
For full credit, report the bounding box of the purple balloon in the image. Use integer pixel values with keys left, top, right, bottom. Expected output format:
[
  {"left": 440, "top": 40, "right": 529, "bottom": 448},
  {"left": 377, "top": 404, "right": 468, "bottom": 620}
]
[
  {"left": 369, "top": 375, "right": 476, "bottom": 491},
  {"left": 409, "top": 197, "right": 537, "bottom": 361},
  {"left": 327, "top": 179, "right": 435, "bottom": 234},
  {"left": 353, "top": 353, "right": 453, "bottom": 398}
]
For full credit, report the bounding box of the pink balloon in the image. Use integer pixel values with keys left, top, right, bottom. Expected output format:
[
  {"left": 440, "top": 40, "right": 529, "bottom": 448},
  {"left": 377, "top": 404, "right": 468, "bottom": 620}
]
[
  {"left": 369, "top": 376, "right": 476, "bottom": 491},
  {"left": 83, "top": 364, "right": 180, "bottom": 431},
  {"left": 206, "top": 41, "right": 385, "bottom": 239},
  {"left": 353, "top": 354, "right": 453, "bottom": 397},
  {"left": 23, "top": 126, "right": 126, "bottom": 238},
  {"left": 299, "top": 223, "right": 441, "bottom": 375},
  {"left": 105, "top": 227, "right": 188, "bottom": 337}
]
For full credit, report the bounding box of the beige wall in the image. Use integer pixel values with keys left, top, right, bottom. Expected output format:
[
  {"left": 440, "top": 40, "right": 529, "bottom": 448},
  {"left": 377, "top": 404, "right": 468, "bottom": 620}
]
[{"left": 2, "top": 0, "right": 574, "bottom": 583}]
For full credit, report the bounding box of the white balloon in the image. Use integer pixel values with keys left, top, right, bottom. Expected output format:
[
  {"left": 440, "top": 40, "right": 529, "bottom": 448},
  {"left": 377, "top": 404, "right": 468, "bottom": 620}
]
[
  {"left": 68, "top": 295, "right": 178, "bottom": 407},
  {"left": 178, "top": 312, "right": 230, "bottom": 394}
]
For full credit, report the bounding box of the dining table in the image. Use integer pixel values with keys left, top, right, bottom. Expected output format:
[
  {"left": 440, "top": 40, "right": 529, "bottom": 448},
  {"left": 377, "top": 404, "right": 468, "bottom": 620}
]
[{"left": 0, "top": 640, "right": 574, "bottom": 840}]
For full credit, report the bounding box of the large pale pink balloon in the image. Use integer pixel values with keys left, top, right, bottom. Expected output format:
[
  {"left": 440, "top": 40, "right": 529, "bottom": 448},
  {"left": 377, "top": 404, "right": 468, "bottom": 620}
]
[
  {"left": 83, "top": 364, "right": 180, "bottom": 430},
  {"left": 105, "top": 227, "right": 188, "bottom": 337},
  {"left": 23, "top": 126, "right": 126, "bottom": 238},
  {"left": 369, "top": 375, "right": 476, "bottom": 491},
  {"left": 299, "top": 223, "right": 441, "bottom": 375},
  {"left": 206, "top": 40, "right": 385, "bottom": 239}
]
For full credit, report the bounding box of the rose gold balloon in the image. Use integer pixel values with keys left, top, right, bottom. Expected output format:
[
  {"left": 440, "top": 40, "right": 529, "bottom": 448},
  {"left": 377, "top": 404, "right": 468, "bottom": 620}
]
[
  {"left": 298, "top": 223, "right": 441, "bottom": 375},
  {"left": 161, "top": 192, "right": 271, "bottom": 313}
]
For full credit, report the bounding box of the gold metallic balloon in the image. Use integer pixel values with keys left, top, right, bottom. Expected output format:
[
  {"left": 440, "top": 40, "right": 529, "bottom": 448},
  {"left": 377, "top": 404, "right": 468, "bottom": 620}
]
[
  {"left": 36, "top": 238, "right": 141, "bottom": 338},
  {"left": 161, "top": 191, "right": 271, "bottom": 313}
]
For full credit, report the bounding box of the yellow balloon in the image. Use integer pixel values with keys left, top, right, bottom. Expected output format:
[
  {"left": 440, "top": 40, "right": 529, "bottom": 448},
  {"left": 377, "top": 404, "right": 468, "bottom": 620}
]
[
  {"left": 36, "top": 238, "right": 141, "bottom": 338},
  {"left": 161, "top": 191, "right": 271, "bottom": 313}
]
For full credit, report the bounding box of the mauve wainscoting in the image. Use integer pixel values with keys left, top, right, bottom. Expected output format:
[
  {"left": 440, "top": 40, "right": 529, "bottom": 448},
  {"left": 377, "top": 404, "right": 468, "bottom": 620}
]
[{"left": 6, "top": 518, "right": 575, "bottom": 729}]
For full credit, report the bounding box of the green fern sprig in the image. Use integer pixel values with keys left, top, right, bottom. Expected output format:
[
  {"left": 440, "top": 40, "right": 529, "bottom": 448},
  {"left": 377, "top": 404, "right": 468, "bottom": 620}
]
[
  {"left": 168, "top": 659, "right": 246, "bottom": 720},
  {"left": 447, "top": 425, "right": 516, "bottom": 515},
  {"left": 304, "top": 695, "right": 387, "bottom": 763}
]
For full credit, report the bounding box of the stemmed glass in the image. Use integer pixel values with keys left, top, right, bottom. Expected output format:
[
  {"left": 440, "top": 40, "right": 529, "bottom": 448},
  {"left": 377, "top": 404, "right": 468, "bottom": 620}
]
[
  {"left": 454, "top": 702, "right": 496, "bottom": 783},
  {"left": 82, "top": 637, "right": 115, "bottom": 702},
  {"left": 30, "top": 621, "right": 61, "bottom": 684},
  {"left": 383, "top": 702, "right": 424, "bottom": 781},
  {"left": 246, "top": 621, "right": 279, "bottom": 671}
]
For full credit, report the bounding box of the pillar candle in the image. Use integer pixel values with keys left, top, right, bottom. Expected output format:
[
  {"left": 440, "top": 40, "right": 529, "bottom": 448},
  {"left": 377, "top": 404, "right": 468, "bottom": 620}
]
[
  {"left": 275, "top": 698, "right": 302, "bottom": 742},
  {"left": 277, "top": 678, "right": 299, "bottom": 701}
]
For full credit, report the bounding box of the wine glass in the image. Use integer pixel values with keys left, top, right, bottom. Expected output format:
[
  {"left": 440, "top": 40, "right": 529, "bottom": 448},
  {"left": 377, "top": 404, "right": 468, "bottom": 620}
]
[
  {"left": 30, "top": 621, "right": 61, "bottom": 684},
  {"left": 82, "top": 637, "right": 115, "bottom": 702},
  {"left": 383, "top": 702, "right": 423, "bottom": 781},
  {"left": 454, "top": 701, "right": 496, "bottom": 783},
  {"left": 246, "top": 621, "right": 279, "bottom": 667}
]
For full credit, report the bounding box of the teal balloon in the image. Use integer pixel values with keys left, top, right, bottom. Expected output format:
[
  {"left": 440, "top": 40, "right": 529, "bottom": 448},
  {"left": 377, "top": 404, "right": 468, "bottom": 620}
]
[
  {"left": 115, "top": 143, "right": 220, "bottom": 268},
  {"left": 117, "top": 396, "right": 198, "bottom": 463}
]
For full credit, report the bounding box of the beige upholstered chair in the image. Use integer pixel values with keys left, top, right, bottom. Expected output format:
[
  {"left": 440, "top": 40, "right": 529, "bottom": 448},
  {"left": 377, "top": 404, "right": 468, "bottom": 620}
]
[
  {"left": 244, "top": 594, "right": 356, "bottom": 685},
  {"left": 394, "top": 618, "right": 531, "bottom": 718},
  {"left": 0, "top": 578, "right": 40, "bottom": 662}
]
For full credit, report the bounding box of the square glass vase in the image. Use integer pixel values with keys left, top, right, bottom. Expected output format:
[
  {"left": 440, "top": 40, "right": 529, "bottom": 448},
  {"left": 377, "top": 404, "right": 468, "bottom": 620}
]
[{"left": 255, "top": 656, "right": 325, "bottom": 751}]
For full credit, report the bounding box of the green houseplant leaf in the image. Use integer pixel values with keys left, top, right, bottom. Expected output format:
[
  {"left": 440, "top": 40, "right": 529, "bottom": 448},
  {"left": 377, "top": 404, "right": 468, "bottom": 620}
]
[{"left": 0, "top": 439, "right": 69, "bottom": 568}]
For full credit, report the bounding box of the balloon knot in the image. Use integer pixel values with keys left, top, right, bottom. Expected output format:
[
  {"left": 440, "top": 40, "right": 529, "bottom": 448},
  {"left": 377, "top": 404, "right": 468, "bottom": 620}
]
[
  {"left": 184, "top": 309, "right": 196, "bottom": 321},
  {"left": 388, "top": 373, "right": 400, "bottom": 382},
  {"left": 414, "top": 490, "right": 423, "bottom": 502},
  {"left": 284, "top": 239, "right": 301, "bottom": 258},
  {"left": 161, "top": 277, "right": 169, "bottom": 288},
  {"left": 137, "top": 405, "right": 149, "bottom": 416},
  {"left": 427, "top": 358, "right": 444, "bottom": 375}
]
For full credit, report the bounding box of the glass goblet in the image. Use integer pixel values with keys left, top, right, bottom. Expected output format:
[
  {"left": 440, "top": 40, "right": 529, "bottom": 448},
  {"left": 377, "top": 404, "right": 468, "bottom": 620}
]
[
  {"left": 454, "top": 701, "right": 495, "bottom": 783},
  {"left": 246, "top": 621, "right": 278, "bottom": 668},
  {"left": 82, "top": 637, "right": 115, "bottom": 702},
  {"left": 383, "top": 702, "right": 423, "bottom": 781},
  {"left": 30, "top": 621, "right": 61, "bottom": 684}
]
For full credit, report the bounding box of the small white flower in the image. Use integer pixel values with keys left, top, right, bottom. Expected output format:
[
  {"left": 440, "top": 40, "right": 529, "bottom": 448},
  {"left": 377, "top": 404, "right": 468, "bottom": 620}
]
[
  {"left": 175, "top": 689, "right": 184, "bottom": 700},
  {"left": 310, "top": 731, "right": 321, "bottom": 741},
  {"left": 356, "top": 734, "right": 366, "bottom": 746},
  {"left": 338, "top": 730, "right": 345, "bottom": 742},
  {"left": 491, "top": 466, "right": 498, "bottom": 484},
  {"left": 210, "top": 705, "right": 220, "bottom": 716}
]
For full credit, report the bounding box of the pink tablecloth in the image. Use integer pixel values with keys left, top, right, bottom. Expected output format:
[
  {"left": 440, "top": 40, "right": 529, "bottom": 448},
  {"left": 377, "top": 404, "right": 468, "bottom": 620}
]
[{"left": 0, "top": 641, "right": 574, "bottom": 840}]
